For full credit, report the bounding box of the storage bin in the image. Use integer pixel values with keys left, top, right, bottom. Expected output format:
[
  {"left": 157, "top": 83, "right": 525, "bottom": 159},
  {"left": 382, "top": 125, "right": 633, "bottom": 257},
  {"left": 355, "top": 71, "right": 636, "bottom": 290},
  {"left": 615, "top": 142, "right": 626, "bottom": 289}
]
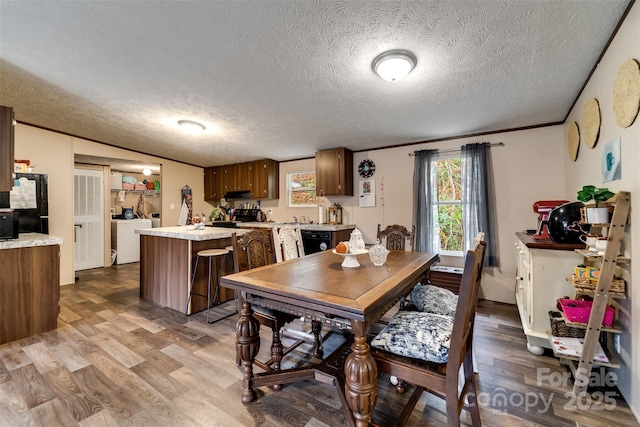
[
  {"left": 134, "top": 182, "right": 146, "bottom": 190},
  {"left": 122, "top": 183, "right": 134, "bottom": 190},
  {"left": 548, "top": 311, "right": 585, "bottom": 338},
  {"left": 110, "top": 172, "right": 122, "bottom": 190},
  {"left": 558, "top": 298, "right": 614, "bottom": 326}
]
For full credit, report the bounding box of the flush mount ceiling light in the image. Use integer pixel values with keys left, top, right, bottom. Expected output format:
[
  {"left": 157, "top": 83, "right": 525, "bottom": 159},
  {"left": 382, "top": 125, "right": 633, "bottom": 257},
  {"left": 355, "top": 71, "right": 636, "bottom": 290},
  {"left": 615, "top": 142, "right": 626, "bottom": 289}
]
[
  {"left": 177, "top": 119, "right": 206, "bottom": 134},
  {"left": 372, "top": 50, "right": 417, "bottom": 82},
  {"left": 142, "top": 168, "right": 152, "bottom": 176}
]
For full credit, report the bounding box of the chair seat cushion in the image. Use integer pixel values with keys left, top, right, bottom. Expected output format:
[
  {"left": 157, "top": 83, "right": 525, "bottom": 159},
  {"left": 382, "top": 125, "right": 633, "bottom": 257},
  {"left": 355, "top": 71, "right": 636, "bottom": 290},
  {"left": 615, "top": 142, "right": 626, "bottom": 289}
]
[
  {"left": 371, "top": 311, "right": 453, "bottom": 363},
  {"left": 410, "top": 284, "right": 458, "bottom": 317}
]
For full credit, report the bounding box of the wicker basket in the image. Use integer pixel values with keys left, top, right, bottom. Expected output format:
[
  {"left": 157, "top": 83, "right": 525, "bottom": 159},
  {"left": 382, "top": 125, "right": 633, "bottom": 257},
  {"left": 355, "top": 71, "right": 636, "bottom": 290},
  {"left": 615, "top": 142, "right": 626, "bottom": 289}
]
[
  {"left": 549, "top": 311, "right": 586, "bottom": 338},
  {"left": 569, "top": 274, "right": 625, "bottom": 294}
]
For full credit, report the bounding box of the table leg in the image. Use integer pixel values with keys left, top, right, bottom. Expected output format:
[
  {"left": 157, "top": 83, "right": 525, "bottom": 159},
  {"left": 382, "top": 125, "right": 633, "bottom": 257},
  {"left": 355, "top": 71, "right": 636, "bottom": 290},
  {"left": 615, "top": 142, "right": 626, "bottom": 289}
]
[
  {"left": 236, "top": 299, "right": 261, "bottom": 403},
  {"left": 311, "top": 319, "right": 323, "bottom": 358},
  {"left": 344, "top": 335, "right": 378, "bottom": 427}
]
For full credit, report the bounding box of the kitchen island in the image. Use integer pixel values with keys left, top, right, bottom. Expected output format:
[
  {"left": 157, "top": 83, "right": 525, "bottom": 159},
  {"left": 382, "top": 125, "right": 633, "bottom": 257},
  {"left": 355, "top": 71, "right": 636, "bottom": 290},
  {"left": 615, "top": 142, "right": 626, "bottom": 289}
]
[
  {"left": 0, "top": 233, "right": 63, "bottom": 344},
  {"left": 136, "top": 226, "right": 246, "bottom": 314}
]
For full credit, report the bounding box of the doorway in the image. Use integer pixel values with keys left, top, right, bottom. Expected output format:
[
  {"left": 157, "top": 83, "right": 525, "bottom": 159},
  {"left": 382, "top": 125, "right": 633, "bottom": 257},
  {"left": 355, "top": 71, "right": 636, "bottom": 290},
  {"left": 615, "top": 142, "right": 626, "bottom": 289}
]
[{"left": 74, "top": 167, "right": 105, "bottom": 271}]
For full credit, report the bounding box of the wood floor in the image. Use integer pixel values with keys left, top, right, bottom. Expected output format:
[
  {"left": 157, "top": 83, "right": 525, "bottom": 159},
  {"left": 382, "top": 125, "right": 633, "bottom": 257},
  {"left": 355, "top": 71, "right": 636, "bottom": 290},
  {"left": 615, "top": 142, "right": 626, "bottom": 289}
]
[{"left": 0, "top": 263, "right": 637, "bottom": 427}]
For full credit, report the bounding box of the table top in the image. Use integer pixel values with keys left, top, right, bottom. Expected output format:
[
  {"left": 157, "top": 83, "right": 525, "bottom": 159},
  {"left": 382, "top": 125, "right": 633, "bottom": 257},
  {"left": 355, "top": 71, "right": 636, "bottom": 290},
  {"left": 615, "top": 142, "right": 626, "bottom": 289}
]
[{"left": 220, "top": 250, "right": 439, "bottom": 323}]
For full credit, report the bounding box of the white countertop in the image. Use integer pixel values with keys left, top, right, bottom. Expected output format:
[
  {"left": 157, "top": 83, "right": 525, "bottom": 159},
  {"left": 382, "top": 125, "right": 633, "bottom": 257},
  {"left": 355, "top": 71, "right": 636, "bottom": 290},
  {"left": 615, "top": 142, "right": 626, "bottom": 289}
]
[
  {"left": 238, "top": 222, "right": 356, "bottom": 231},
  {"left": 136, "top": 226, "right": 247, "bottom": 241},
  {"left": 0, "top": 233, "right": 63, "bottom": 250}
]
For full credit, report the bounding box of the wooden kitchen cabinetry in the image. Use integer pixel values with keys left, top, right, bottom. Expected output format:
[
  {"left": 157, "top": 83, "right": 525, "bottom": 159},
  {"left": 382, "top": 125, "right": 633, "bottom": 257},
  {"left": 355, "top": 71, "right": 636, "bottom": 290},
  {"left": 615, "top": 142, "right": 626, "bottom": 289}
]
[
  {"left": 0, "top": 244, "right": 60, "bottom": 344},
  {"left": 250, "top": 159, "right": 279, "bottom": 199},
  {"left": 204, "top": 159, "right": 279, "bottom": 201},
  {"left": 0, "top": 105, "right": 15, "bottom": 192},
  {"left": 514, "top": 232, "right": 584, "bottom": 355},
  {"left": 315, "top": 147, "right": 353, "bottom": 196}
]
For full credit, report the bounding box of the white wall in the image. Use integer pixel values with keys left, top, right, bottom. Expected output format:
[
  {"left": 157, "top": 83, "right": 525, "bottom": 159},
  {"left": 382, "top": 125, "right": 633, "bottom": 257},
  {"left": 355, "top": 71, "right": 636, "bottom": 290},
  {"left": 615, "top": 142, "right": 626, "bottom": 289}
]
[{"left": 562, "top": 2, "right": 639, "bottom": 418}]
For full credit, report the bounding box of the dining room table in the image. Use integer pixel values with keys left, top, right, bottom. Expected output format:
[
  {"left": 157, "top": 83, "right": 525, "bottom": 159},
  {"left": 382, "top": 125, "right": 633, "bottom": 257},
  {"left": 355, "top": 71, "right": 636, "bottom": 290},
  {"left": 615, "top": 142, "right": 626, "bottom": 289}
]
[{"left": 219, "top": 248, "right": 440, "bottom": 427}]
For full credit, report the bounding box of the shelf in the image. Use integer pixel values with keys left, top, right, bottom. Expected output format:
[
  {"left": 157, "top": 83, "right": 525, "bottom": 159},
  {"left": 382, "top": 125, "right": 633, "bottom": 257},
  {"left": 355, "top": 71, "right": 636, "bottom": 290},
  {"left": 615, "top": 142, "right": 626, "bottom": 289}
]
[
  {"left": 111, "top": 189, "right": 160, "bottom": 194},
  {"left": 548, "top": 334, "right": 620, "bottom": 369},
  {"left": 557, "top": 310, "right": 622, "bottom": 333},
  {"left": 566, "top": 276, "right": 626, "bottom": 299},
  {"left": 574, "top": 249, "right": 630, "bottom": 263}
]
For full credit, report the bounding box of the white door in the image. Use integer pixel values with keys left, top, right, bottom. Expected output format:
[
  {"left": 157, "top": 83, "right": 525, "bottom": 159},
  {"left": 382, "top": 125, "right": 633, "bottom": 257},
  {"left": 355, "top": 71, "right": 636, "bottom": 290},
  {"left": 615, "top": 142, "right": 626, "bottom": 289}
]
[{"left": 74, "top": 168, "right": 104, "bottom": 270}]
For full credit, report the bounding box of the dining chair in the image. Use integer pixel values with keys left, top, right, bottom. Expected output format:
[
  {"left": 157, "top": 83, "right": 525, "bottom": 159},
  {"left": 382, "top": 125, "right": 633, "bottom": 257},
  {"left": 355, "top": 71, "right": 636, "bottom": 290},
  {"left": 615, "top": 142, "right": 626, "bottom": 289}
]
[
  {"left": 272, "top": 224, "right": 324, "bottom": 358},
  {"left": 377, "top": 224, "right": 415, "bottom": 251},
  {"left": 370, "top": 240, "right": 487, "bottom": 426},
  {"left": 231, "top": 230, "right": 302, "bottom": 389}
]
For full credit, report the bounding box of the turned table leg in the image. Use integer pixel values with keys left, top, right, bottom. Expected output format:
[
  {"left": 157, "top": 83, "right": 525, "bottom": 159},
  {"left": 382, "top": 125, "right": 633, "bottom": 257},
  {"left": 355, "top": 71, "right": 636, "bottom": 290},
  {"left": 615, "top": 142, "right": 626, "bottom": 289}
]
[
  {"left": 311, "top": 319, "right": 323, "bottom": 358},
  {"left": 344, "top": 335, "right": 378, "bottom": 427},
  {"left": 236, "top": 299, "right": 261, "bottom": 403}
]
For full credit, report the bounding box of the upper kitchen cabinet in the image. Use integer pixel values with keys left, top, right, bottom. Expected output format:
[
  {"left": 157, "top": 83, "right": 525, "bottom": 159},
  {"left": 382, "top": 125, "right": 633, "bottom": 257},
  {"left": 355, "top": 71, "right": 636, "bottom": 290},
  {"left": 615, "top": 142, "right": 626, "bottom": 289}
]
[
  {"left": 250, "top": 159, "right": 279, "bottom": 199},
  {"left": 0, "top": 106, "right": 15, "bottom": 192},
  {"left": 315, "top": 147, "right": 353, "bottom": 196},
  {"left": 204, "top": 166, "right": 225, "bottom": 201},
  {"left": 204, "top": 159, "right": 279, "bottom": 201}
]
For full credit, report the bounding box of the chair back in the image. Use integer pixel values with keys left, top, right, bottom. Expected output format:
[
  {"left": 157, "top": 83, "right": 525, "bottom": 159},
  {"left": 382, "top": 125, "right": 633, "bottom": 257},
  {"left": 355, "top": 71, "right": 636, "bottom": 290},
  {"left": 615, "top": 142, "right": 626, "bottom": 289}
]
[
  {"left": 272, "top": 225, "right": 305, "bottom": 262},
  {"left": 377, "top": 224, "right": 414, "bottom": 251},
  {"left": 231, "top": 230, "right": 275, "bottom": 273},
  {"left": 446, "top": 240, "right": 487, "bottom": 373}
]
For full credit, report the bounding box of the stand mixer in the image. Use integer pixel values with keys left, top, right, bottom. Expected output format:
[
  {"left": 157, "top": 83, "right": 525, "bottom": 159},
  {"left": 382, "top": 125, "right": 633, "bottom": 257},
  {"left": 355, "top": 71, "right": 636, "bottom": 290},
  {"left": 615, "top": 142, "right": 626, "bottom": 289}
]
[{"left": 532, "top": 200, "right": 569, "bottom": 240}]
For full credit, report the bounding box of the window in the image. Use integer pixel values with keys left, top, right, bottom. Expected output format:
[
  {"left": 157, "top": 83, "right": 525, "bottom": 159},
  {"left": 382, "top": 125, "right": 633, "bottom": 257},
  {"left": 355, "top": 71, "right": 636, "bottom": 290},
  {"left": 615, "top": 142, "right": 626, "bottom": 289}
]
[
  {"left": 287, "top": 171, "right": 316, "bottom": 207},
  {"left": 435, "top": 156, "right": 463, "bottom": 253}
]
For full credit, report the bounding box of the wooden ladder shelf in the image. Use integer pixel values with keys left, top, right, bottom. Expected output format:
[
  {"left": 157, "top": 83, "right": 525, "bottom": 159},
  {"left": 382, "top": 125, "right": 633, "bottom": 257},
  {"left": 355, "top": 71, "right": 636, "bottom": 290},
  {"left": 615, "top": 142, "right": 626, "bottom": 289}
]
[{"left": 572, "top": 191, "right": 630, "bottom": 395}]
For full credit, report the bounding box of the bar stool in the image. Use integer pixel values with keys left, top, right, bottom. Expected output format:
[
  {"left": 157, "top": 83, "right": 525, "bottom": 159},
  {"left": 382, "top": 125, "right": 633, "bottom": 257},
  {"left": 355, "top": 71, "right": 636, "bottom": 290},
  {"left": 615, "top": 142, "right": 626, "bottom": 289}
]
[{"left": 185, "top": 248, "right": 229, "bottom": 323}]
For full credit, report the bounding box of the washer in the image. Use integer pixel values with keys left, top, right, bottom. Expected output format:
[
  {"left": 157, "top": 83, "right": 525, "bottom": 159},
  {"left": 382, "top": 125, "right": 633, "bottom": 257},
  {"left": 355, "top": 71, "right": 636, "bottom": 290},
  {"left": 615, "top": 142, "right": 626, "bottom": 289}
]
[{"left": 111, "top": 219, "right": 152, "bottom": 264}]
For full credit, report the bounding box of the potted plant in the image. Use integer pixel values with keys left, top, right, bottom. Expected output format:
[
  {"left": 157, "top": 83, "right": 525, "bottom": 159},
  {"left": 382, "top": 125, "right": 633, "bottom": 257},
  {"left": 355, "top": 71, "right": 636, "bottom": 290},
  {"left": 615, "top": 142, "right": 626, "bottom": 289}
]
[{"left": 577, "top": 185, "right": 614, "bottom": 223}]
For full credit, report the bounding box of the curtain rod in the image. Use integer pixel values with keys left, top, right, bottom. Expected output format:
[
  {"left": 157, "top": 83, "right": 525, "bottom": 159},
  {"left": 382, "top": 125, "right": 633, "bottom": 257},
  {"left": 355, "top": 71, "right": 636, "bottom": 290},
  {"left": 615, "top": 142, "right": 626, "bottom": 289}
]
[{"left": 408, "top": 141, "right": 504, "bottom": 156}]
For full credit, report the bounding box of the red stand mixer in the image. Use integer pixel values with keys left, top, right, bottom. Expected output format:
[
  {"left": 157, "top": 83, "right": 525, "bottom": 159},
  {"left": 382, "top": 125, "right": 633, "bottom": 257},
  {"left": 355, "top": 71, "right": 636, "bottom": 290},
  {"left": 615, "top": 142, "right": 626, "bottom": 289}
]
[{"left": 532, "top": 200, "right": 569, "bottom": 240}]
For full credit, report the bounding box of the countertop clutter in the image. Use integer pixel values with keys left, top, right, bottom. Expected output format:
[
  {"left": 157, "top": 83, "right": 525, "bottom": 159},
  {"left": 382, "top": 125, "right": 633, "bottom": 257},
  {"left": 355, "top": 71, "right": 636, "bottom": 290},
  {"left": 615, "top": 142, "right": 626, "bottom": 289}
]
[
  {"left": 0, "top": 232, "right": 63, "bottom": 250},
  {"left": 136, "top": 225, "right": 246, "bottom": 241}
]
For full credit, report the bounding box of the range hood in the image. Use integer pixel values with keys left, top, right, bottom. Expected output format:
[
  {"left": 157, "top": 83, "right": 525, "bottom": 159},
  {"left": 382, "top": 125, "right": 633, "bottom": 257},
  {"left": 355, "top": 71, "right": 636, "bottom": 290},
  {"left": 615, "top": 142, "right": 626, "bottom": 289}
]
[{"left": 223, "top": 190, "right": 251, "bottom": 199}]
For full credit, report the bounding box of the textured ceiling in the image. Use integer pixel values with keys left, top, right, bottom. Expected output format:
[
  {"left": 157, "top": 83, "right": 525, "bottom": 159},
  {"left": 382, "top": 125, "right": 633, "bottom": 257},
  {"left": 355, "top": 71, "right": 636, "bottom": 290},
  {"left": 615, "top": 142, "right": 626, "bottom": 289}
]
[{"left": 0, "top": 1, "right": 632, "bottom": 168}]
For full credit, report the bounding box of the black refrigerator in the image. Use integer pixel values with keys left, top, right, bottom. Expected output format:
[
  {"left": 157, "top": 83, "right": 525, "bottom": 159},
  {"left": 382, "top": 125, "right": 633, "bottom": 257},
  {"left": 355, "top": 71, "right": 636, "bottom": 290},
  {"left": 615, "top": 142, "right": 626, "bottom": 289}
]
[{"left": 11, "top": 173, "right": 49, "bottom": 234}]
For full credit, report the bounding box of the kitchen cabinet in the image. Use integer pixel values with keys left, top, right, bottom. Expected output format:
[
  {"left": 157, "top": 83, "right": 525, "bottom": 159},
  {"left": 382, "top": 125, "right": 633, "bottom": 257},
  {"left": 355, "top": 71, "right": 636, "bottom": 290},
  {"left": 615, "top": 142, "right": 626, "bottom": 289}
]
[
  {"left": 250, "top": 159, "right": 279, "bottom": 199},
  {"left": 204, "top": 159, "right": 279, "bottom": 201},
  {"left": 0, "top": 106, "right": 15, "bottom": 192},
  {"left": 514, "top": 232, "right": 583, "bottom": 355},
  {"left": 315, "top": 147, "right": 353, "bottom": 196},
  {"left": 204, "top": 166, "right": 225, "bottom": 201},
  {"left": 0, "top": 243, "right": 60, "bottom": 344}
]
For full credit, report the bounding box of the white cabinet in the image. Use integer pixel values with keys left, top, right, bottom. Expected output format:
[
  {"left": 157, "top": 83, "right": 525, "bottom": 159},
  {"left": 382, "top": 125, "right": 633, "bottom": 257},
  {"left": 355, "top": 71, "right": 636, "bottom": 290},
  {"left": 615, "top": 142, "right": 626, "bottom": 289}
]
[{"left": 514, "top": 233, "right": 583, "bottom": 354}]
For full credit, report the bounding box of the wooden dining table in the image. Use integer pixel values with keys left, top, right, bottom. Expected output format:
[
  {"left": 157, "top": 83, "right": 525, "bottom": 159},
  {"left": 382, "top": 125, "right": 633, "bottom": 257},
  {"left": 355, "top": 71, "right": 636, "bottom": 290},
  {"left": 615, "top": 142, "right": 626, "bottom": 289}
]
[{"left": 219, "top": 248, "right": 439, "bottom": 427}]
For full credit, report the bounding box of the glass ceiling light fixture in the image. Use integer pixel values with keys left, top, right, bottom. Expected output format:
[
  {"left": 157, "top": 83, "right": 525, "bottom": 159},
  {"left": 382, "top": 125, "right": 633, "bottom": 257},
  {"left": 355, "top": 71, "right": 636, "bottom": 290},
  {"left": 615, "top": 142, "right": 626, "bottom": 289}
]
[
  {"left": 142, "top": 168, "right": 152, "bottom": 176},
  {"left": 372, "top": 49, "right": 417, "bottom": 82},
  {"left": 177, "top": 119, "right": 206, "bottom": 135}
]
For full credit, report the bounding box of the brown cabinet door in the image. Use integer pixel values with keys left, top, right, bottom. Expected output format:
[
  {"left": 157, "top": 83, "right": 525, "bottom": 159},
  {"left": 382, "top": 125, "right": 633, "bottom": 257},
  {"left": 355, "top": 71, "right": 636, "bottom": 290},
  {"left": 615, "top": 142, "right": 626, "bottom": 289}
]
[
  {"left": 251, "top": 159, "right": 279, "bottom": 199},
  {"left": 236, "top": 162, "right": 251, "bottom": 192},
  {"left": 316, "top": 148, "right": 353, "bottom": 196},
  {"left": 0, "top": 106, "right": 15, "bottom": 192},
  {"left": 0, "top": 245, "right": 60, "bottom": 344},
  {"left": 204, "top": 166, "right": 226, "bottom": 201}
]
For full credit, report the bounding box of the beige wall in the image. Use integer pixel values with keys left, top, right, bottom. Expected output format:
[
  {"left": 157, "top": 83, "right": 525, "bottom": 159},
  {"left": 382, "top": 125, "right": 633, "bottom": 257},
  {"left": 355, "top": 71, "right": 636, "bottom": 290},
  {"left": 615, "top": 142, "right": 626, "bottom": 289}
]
[
  {"left": 14, "top": 125, "right": 209, "bottom": 286},
  {"left": 562, "top": 2, "right": 639, "bottom": 416}
]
